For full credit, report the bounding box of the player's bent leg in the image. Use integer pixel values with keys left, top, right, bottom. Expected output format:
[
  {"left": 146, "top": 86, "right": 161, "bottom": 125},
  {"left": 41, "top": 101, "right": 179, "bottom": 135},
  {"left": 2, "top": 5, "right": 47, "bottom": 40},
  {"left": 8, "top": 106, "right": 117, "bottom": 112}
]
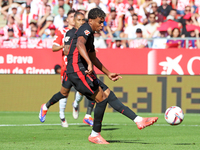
[
  {"left": 83, "top": 100, "right": 95, "bottom": 126},
  {"left": 72, "top": 92, "right": 83, "bottom": 119},
  {"left": 59, "top": 86, "right": 71, "bottom": 127}
]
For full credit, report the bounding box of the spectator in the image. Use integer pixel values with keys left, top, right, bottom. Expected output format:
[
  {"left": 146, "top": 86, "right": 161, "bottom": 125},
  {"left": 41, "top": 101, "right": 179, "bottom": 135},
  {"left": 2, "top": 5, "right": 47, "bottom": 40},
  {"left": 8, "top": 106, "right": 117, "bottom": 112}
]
[
  {"left": 3, "top": 14, "right": 21, "bottom": 38},
  {"left": 129, "top": 28, "right": 148, "bottom": 48},
  {"left": 172, "top": 0, "right": 190, "bottom": 16},
  {"left": 188, "top": 29, "right": 200, "bottom": 49},
  {"left": 179, "top": 6, "right": 193, "bottom": 37},
  {"left": 37, "top": 5, "right": 52, "bottom": 29},
  {"left": 1, "top": 3, "right": 18, "bottom": 17},
  {"left": 123, "top": 14, "right": 145, "bottom": 40},
  {"left": 125, "top": 0, "right": 139, "bottom": 15},
  {"left": 7, "top": 27, "right": 14, "bottom": 38},
  {"left": 39, "top": 22, "right": 56, "bottom": 38},
  {"left": 112, "top": 40, "right": 124, "bottom": 48},
  {"left": 124, "top": 6, "right": 135, "bottom": 27},
  {"left": 168, "top": 9, "right": 179, "bottom": 21},
  {"left": 144, "top": 13, "right": 159, "bottom": 38},
  {"left": 77, "top": 6, "right": 88, "bottom": 19},
  {"left": 93, "top": 32, "right": 107, "bottom": 48},
  {"left": 87, "top": 0, "right": 108, "bottom": 14},
  {"left": 157, "top": 0, "right": 172, "bottom": 18},
  {"left": 53, "top": 6, "right": 67, "bottom": 28},
  {"left": 35, "top": 0, "right": 53, "bottom": 19},
  {"left": 108, "top": 0, "right": 126, "bottom": 16},
  {"left": 24, "top": 19, "right": 37, "bottom": 37},
  {"left": 143, "top": 1, "right": 164, "bottom": 23},
  {"left": 53, "top": 0, "right": 70, "bottom": 16},
  {"left": 72, "top": 0, "right": 88, "bottom": 11},
  {"left": 166, "top": 28, "right": 184, "bottom": 48},
  {"left": 54, "top": 64, "right": 61, "bottom": 74},
  {"left": 138, "top": 0, "right": 153, "bottom": 25},
  {"left": 0, "top": 28, "right": 4, "bottom": 37},
  {"left": 107, "top": 7, "right": 123, "bottom": 38},
  {"left": 30, "top": 25, "right": 39, "bottom": 38},
  {"left": 19, "top": 4, "right": 38, "bottom": 35}
]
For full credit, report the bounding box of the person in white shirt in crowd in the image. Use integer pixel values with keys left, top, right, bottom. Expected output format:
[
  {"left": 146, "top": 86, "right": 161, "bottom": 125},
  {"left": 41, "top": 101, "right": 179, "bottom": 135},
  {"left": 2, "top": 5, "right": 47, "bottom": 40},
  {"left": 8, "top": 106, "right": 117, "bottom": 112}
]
[
  {"left": 53, "top": 6, "right": 67, "bottom": 28},
  {"left": 123, "top": 14, "right": 145, "bottom": 40},
  {"left": 144, "top": 13, "right": 159, "bottom": 47},
  {"left": 35, "top": 0, "right": 53, "bottom": 19},
  {"left": 125, "top": 6, "right": 135, "bottom": 27},
  {"left": 93, "top": 32, "right": 107, "bottom": 48},
  {"left": 87, "top": 0, "right": 108, "bottom": 14},
  {"left": 129, "top": 28, "right": 148, "bottom": 48}
]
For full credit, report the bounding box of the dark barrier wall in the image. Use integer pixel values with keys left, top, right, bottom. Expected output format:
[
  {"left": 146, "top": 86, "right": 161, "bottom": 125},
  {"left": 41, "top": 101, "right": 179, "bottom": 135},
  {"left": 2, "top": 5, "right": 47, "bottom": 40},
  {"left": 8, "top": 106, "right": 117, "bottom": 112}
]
[{"left": 0, "top": 75, "right": 200, "bottom": 113}]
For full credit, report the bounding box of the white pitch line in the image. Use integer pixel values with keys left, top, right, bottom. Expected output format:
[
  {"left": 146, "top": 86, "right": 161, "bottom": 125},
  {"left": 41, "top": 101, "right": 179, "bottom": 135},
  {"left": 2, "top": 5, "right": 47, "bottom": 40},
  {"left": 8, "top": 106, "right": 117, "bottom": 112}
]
[{"left": 0, "top": 123, "right": 200, "bottom": 127}]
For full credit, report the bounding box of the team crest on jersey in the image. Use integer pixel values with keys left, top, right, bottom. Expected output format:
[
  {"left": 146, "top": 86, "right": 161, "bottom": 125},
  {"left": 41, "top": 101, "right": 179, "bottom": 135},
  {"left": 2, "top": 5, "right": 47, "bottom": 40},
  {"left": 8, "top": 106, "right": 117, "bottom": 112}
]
[
  {"left": 84, "top": 30, "right": 90, "bottom": 36},
  {"left": 65, "top": 36, "right": 70, "bottom": 42}
]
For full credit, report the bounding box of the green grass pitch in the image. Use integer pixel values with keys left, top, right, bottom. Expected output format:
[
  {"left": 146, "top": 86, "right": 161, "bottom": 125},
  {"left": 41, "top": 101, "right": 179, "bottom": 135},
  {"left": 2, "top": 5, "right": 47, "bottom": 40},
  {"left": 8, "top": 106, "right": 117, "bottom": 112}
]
[{"left": 0, "top": 112, "right": 199, "bottom": 150}]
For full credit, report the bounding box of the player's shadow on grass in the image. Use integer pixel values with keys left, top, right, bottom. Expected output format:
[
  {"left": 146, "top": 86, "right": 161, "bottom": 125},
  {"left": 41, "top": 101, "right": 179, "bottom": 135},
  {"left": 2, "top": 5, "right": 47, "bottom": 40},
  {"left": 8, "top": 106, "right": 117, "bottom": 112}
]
[
  {"left": 107, "top": 140, "right": 148, "bottom": 144},
  {"left": 102, "top": 128, "right": 119, "bottom": 131},
  {"left": 174, "top": 143, "right": 195, "bottom": 145}
]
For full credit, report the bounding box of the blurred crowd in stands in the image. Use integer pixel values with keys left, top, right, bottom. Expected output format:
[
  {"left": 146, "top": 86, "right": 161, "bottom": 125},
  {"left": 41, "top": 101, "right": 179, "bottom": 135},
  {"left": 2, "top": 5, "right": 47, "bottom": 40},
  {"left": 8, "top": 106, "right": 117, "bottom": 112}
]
[{"left": 0, "top": 0, "right": 200, "bottom": 49}]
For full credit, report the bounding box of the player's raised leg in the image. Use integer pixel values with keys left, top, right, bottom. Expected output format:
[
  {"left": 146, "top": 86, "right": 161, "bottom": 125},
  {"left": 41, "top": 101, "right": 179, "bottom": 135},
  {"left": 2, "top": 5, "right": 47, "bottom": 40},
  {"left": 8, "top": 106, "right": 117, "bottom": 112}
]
[{"left": 39, "top": 86, "right": 70, "bottom": 124}]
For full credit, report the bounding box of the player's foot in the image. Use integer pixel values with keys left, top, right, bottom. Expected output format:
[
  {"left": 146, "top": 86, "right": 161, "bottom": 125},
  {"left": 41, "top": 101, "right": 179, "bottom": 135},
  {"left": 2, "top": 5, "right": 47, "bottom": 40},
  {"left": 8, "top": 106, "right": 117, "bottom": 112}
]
[
  {"left": 61, "top": 118, "right": 69, "bottom": 128},
  {"left": 88, "top": 135, "right": 109, "bottom": 144},
  {"left": 72, "top": 102, "right": 79, "bottom": 119},
  {"left": 83, "top": 117, "right": 93, "bottom": 126},
  {"left": 39, "top": 104, "right": 48, "bottom": 123},
  {"left": 136, "top": 117, "right": 158, "bottom": 130}
]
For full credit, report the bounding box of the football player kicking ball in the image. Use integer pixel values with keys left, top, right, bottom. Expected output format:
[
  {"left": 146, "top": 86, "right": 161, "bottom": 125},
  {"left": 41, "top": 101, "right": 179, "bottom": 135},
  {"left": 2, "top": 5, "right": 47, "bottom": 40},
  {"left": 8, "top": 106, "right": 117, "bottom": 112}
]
[
  {"left": 39, "top": 11, "right": 94, "bottom": 127},
  {"left": 66, "top": 8, "right": 158, "bottom": 144}
]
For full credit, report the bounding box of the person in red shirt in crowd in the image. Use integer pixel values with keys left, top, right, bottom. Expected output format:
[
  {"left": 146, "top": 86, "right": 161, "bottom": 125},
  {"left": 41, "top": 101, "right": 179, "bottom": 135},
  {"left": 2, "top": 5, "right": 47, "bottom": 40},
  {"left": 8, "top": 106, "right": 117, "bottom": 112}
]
[
  {"left": 3, "top": 14, "right": 21, "bottom": 38},
  {"left": 35, "top": 0, "right": 53, "bottom": 19}
]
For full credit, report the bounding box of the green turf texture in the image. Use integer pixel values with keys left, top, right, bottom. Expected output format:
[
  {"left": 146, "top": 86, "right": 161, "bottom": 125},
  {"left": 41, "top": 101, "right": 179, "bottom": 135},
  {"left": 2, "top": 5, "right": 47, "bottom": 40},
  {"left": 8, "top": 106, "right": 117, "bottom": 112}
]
[{"left": 0, "top": 112, "right": 199, "bottom": 150}]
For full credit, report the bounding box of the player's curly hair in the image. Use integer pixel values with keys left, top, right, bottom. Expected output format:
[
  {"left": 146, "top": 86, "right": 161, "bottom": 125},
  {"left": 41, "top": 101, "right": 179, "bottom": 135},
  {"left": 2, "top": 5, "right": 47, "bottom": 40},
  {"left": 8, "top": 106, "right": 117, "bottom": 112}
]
[{"left": 88, "top": 8, "right": 106, "bottom": 19}]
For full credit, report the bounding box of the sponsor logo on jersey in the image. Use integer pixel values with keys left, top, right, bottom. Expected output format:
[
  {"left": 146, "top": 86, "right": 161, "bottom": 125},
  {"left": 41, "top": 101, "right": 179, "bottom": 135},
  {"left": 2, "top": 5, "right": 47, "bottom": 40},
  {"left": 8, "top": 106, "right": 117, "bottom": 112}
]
[
  {"left": 65, "top": 36, "right": 70, "bottom": 42},
  {"left": 84, "top": 30, "right": 90, "bottom": 36}
]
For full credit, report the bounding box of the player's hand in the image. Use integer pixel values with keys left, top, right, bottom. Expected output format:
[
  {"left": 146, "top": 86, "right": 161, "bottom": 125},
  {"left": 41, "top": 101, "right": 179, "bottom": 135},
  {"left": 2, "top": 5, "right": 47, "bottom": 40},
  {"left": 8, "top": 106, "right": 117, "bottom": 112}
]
[
  {"left": 108, "top": 73, "right": 122, "bottom": 81},
  {"left": 85, "top": 63, "right": 93, "bottom": 75}
]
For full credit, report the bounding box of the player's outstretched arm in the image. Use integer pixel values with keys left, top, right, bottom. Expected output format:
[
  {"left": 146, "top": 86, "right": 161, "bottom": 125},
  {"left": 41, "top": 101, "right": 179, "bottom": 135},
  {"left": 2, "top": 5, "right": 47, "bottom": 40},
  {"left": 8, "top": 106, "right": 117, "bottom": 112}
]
[
  {"left": 52, "top": 44, "right": 64, "bottom": 52},
  {"left": 89, "top": 52, "right": 122, "bottom": 81},
  {"left": 77, "top": 36, "right": 93, "bottom": 74}
]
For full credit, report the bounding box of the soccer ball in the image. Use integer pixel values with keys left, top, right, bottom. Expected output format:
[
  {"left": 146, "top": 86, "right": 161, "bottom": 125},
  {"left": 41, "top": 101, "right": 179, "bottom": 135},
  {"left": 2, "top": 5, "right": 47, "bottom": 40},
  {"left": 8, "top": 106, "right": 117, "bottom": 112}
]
[{"left": 164, "top": 106, "right": 184, "bottom": 125}]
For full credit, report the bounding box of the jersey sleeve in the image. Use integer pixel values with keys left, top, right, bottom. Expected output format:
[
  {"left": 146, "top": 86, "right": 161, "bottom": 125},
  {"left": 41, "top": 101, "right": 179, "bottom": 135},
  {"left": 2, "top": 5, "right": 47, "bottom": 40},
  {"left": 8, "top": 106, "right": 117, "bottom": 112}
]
[
  {"left": 53, "top": 29, "right": 63, "bottom": 46},
  {"left": 76, "top": 24, "right": 92, "bottom": 41},
  {"left": 64, "top": 30, "right": 74, "bottom": 45}
]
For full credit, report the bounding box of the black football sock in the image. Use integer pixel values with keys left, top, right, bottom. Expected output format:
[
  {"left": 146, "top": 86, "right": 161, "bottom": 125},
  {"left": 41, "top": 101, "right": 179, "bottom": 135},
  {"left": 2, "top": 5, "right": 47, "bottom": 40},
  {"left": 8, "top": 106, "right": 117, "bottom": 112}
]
[
  {"left": 46, "top": 92, "right": 66, "bottom": 109},
  {"left": 92, "top": 99, "right": 108, "bottom": 132},
  {"left": 86, "top": 101, "right": 95, "bottom": 115},
  {"left": 108, "top": 91, "right": 137, "bottom": 120}
]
